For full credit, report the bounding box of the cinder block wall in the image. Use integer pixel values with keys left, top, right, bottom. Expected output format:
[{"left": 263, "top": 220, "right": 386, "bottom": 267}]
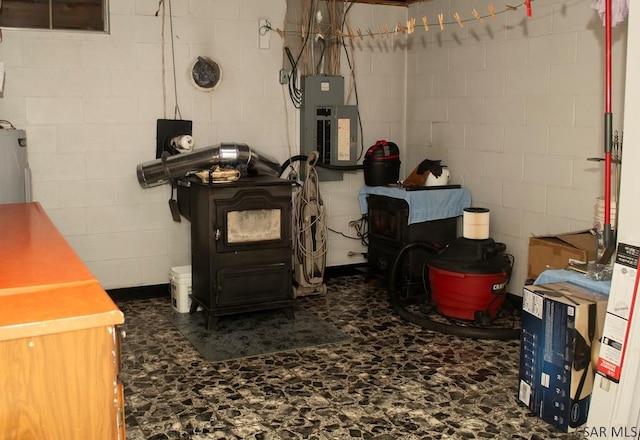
[
  {"left": 0, "top": 0, "right": 629, "bottom": 291},
  {"left": 406, "top": 0, "right": 628, "bottom": 292},
  {"left": 0, "top": 0, "right": 407, "bottom": 288}
]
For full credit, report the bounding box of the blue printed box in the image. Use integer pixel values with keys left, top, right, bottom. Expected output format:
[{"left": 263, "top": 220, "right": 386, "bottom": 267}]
[{"left": 518, "top": 282, "right": 608, "bottom": 432}]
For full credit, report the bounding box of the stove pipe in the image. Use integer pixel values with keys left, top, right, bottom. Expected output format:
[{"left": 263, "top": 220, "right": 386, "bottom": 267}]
[{"left": 136, "top": 143, "right": 281, "bottom": 188}]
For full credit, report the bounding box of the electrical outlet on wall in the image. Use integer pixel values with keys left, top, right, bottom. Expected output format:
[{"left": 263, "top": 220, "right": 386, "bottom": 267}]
[{"left": 279, "top": 69, "right": 289, "bottom": 84}]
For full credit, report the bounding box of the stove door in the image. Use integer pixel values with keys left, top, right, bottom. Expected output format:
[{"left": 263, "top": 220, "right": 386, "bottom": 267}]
[
  {"left": 214, "top": 189, "right": 291, "bottom": 253},
  {"left": 215, "top": 263, "right": 292, "bottom": 309}
]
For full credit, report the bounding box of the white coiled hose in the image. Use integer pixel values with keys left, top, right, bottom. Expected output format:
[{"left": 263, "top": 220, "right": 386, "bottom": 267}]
[{"left": 294, "top": 151, "right": 327, "bottom": 289}]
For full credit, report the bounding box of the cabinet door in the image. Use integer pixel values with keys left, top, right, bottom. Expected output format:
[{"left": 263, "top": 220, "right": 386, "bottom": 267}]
[
  {"left": 0, "top": 326, "right": 123, "bottom": 440},
  {"left": 113, "top": 325, "right": 126, "bottom": 440}
]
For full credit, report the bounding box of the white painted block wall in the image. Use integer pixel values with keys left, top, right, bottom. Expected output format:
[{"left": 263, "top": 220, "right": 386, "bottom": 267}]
[
  {"left": 0, "top": 0, "right": 406, "bottom": 289},
  {"left": 0, "top": 0, "right": 630, "bottom": 293},
  {"left": 406, "top": 0, "right": 628, "bottom": 293}
]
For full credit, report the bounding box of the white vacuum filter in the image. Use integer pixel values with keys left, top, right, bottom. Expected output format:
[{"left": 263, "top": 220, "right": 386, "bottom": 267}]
[{"left": 463, "top": 207, "right": 490, "bottom": 240}]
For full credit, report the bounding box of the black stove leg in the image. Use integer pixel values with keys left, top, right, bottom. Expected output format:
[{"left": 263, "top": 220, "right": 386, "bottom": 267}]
[
  {"left": 189, "top": 299, "right": 198, "bottom": 314},
  {"left": 206, "top": 315, "right": 219, "bottom": 331},
  {"left": 282, "top": 307, "right": 295, "bottom": 320}
]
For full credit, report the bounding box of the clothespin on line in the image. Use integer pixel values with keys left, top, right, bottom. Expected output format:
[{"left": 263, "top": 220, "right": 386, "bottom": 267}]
[
  {"left": 438, "top": 13, "right": 444, "bottom": 30},
  {"left": 453, "top": 12, "right": 464, "bottom": 28},
  {"left": 347, "top": 25, "right": 355, "bottom": 42},
  {"left": 276, "top": 28, "right": 284, "bottom": 38},
  {"left": 472, "top": 9, "right": 483, "bottom": 24},
  {"left": 407, "top": 17, "right": 416, "bottom": 34},
  {"left": 488, "top": 4, "right": 497, "bottom": 20},
  {"left": 357, "top": 28, "right": 364, "bottom": 40},
  {"left": 422, "top": 16, "right": 429, "bottom": 32}
]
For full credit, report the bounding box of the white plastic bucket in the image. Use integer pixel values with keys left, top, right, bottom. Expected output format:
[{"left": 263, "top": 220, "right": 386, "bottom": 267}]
[
  {"left": 169, "top": 265, "right": 192, "bottom": 313},
  {"left": 594, "top": 197, "right": 617, "bottom": 230}
]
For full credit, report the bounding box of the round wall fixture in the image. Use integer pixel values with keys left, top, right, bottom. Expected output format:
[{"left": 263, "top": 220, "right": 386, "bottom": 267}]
[{"left": 190, "top": 56, "right": 222, "bottom": 91}]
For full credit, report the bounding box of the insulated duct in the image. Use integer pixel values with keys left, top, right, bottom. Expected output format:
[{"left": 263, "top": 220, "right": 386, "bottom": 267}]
[{"left": 136, "top": 143, "right": 281, "bottom": 188}]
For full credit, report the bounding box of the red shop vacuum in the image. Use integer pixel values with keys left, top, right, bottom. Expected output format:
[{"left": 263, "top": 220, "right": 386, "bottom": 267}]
[
  {"left": 388, "top": 237, "right": 519, "bottom": 340},
  {"left": 427, "top": 237, "right": 513, "bottom": 323}
]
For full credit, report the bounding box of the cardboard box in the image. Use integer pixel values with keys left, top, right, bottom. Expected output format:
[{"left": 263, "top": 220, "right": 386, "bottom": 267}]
[
  {"left": 528, "top": 231, "right": 597, "bottom": 280},
  {"left": 518, "top": 282, "right": 608, "bottom": 432}
]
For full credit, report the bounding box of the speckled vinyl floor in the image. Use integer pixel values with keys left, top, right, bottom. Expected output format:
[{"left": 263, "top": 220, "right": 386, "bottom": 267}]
[{"left": 116, "top": 274, "right": 577, "bottom": 440}]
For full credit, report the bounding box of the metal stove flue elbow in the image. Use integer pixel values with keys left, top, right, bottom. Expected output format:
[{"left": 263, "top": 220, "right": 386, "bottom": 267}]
[{"left": 136, "top": 143, "right": 281, "bottom": 188}]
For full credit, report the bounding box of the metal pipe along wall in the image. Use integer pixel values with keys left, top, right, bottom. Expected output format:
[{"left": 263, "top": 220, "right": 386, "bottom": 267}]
[{"left": 136, "top": 143, "right": 281, "bottom": 188}]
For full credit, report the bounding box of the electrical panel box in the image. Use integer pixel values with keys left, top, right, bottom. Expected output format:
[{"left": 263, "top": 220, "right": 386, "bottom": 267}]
[{"left": 300, "top": 75, "right": 358, "bottom": 181}]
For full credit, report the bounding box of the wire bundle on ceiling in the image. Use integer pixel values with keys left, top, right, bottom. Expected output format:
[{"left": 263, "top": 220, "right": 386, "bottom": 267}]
[{"left": 283, "top": 0, "right": 344, "bottom": 109}]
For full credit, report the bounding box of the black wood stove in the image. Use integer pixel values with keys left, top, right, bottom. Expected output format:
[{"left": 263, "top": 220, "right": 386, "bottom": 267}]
[
  {"left": 366, "top": 194, "right": 458, "bottom": 283},
  {"left": 177, "top": 175, "right": 295, "bottom": 330}
]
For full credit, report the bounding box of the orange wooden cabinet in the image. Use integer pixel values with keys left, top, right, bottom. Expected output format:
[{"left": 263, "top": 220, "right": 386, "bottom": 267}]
[{"left": 0, "top": 203, "right": 125, "bottom": 440}]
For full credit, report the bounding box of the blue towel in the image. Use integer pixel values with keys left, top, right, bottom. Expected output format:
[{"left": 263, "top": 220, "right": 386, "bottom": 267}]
[
  {"left": 359, "top": 186, "right": 472, "bottom": 224},
  {"left": 533, "top": 269, "right": 611, "bottom": 296}
]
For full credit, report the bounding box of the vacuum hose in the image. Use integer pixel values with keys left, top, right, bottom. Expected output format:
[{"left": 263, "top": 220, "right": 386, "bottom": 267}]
[
  {"left": 136, "top": 143, "right": 281, "bottom": 188},
  {"left": 389, "top": 241, "right": 521, "bottom": 340}
]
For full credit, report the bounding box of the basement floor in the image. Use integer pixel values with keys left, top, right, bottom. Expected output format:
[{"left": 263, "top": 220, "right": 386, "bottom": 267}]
[{"left": 116, "top": 273, "right": 576, "bottom": 440}]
